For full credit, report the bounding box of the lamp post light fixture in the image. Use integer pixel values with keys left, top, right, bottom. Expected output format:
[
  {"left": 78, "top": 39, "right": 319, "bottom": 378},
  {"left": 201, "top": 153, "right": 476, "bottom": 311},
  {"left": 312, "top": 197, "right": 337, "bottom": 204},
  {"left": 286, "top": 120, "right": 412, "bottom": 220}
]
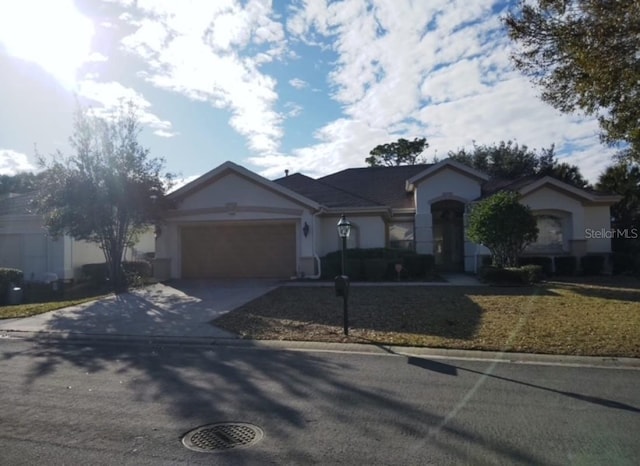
[
  {"left": 336, "top": 214, "right": 352, "bottom": 336},
  {"left": 337, "top": 214, "right": 351, "bottom": 275}
]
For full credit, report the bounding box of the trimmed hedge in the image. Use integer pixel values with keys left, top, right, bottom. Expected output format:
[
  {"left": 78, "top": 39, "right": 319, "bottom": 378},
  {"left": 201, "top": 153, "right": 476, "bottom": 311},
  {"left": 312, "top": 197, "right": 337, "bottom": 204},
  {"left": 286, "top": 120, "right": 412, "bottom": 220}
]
[
  {"left": 478, "top": 265, "right": 542, "bottom": 285},
  {"left": 554, "top": 256, "right": 577, "bottom": 276},
  {"left": 363, "top": 258, "right": 387, "bottom": 281},
  {"left": 81, "top": 260, "right": 152, "bottom": 288},
  {"left": 581, "top": 255, "right": 605, "bottom": 275},
  {"left": 0, "top": 268, "right": 24, "bottom": 305},
  {"left": 519, "top": 256, "right": 553, "bottom": 276},
  {"left": 320, "top": 248, "right": 434, "bottom": 281},
  {"left": 612, "top": 252, "right": 640, "bottom": 275}
]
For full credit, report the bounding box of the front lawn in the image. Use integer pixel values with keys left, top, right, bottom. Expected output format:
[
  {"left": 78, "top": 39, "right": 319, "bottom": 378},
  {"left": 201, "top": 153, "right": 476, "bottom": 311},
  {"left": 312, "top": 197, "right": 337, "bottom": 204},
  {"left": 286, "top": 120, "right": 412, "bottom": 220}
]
[{"left": 214, "top": 279, "right": 640, "bottom": 357}]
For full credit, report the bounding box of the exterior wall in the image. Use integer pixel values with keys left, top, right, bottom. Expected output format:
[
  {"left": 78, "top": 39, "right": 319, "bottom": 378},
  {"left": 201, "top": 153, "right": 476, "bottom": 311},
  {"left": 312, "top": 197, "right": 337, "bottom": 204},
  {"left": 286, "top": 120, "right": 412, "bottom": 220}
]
[
  {"left": 158, "top": 172, "right": 316, "bottom": 279},
  {"left": 583, "top": 205, "right": 613, "bottom": 253},
  {"left": 316, "top": 214, "right": 386, "bottom": 257},
  {"left": 520, "top": 187, "right": 614, "bottom": 254},
  {"left": 1, "top": 214, "right": 157, "bottom": 281},
  {"left": 520, "top": 187, "right": 586, "bottom": 244},
  {"left": 0, "top": 215, "right": 65, "bottom": 281},
  {"left": 413, "top": 169, "right": 483, "bottom": 272}
]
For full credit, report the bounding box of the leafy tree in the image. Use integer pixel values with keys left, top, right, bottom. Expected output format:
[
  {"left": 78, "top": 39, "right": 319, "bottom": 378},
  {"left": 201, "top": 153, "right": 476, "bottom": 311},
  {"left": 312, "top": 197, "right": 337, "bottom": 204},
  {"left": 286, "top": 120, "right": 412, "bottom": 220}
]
[
  {"left": 448, "top": 140, "right": 589, "bottom": 188},
  {"left": 365, "top": 137, "right": 428, "bottom": 167},
  {"left": 467, "top": 191, "right": 538, "bottom": 268},
  {"left": 34, "top": 105, "right": 173, "bottom": 292},
  {"left": 504, "top": 1, "right": 640, "bottom": 160},
  {"left": 596, "top": 160, "right": 640, "bottom": 260}
]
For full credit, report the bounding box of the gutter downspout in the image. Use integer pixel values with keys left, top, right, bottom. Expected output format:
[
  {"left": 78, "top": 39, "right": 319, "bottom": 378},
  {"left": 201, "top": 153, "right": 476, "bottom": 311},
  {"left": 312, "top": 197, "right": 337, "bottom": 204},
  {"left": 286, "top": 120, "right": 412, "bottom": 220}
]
[{"left": 307, "top": 209, "right": 324, "bottom": 279}]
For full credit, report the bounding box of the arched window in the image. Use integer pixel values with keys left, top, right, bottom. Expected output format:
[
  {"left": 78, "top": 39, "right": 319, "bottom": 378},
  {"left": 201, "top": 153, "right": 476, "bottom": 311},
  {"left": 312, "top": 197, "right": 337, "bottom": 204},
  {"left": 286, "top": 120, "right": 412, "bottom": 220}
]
[{"left": 529, "top": 215, "right": 564, "bottom": 252}]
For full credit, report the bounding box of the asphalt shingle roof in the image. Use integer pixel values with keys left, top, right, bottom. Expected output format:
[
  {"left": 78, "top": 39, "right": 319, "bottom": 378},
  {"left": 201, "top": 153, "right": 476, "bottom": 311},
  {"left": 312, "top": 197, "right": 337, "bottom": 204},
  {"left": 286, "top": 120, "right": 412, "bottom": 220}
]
[
  {"left": 273, "top": 173, "right": 382, "bottom": 208},
  {"left": 317, "top": 164, "right": 432, "bottom": 209}
]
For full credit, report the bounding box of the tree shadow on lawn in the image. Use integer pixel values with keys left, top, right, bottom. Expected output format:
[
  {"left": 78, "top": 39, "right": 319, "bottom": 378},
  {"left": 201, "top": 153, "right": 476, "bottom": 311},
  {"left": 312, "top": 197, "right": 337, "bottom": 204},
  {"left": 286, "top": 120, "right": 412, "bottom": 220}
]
[
  {"left": 3, "top": 339, "right": 548, "bottom": 465},
  {"left": 215, "top": 285, "right": 560, "bottom": 340},
  {"left": 545, "top": 279, "right": 640, "bottom": 303}
]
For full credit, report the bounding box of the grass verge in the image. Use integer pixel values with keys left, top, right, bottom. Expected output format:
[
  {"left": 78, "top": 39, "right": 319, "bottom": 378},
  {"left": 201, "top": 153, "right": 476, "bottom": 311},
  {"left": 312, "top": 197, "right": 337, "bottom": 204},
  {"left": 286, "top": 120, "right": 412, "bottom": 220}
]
[
  {"left": 214, "top": 279, "right": 640, "bottom": 358},
  {"left": 0, "top": 295, "right": 108, "bottom": 319}
]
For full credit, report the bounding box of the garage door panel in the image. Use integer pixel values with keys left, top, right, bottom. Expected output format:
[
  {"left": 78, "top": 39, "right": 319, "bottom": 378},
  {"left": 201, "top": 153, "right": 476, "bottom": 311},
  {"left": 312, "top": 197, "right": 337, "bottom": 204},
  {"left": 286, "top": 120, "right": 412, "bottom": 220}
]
[{"left": 181, "top": 223, "right": 296, "bottom": 279}]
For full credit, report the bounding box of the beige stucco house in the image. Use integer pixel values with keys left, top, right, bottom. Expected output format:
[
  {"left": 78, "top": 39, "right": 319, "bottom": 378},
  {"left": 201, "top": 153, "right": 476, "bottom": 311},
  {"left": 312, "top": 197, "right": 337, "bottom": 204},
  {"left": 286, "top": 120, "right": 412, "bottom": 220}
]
[
  {"left": 0, "top": 193, "right": 155, "bottom": 282},
  {"left": 154, "top": 159, "right": 620, "bottom": 279}
]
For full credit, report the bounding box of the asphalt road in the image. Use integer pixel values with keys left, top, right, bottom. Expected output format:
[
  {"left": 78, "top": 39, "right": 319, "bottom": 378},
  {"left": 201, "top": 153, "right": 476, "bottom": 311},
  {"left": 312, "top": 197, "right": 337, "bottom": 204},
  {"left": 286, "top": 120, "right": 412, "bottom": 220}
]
[{"left": 0, "top": 338, "right": 638, "bottom": 465}]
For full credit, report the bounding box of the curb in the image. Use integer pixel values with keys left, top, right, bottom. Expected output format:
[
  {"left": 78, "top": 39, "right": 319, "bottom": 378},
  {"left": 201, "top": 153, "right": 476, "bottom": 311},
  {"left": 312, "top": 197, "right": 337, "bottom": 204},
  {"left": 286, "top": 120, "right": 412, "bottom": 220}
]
[{"left": 2, "top": 329, "right": 639, "bottom": 370}]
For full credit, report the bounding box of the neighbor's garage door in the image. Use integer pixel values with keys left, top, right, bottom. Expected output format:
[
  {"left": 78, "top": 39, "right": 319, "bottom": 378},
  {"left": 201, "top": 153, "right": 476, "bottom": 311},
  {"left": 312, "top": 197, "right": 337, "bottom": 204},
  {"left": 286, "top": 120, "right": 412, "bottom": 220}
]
[{"left": 181, "top": 223, "right": 296, "bottom": 279}]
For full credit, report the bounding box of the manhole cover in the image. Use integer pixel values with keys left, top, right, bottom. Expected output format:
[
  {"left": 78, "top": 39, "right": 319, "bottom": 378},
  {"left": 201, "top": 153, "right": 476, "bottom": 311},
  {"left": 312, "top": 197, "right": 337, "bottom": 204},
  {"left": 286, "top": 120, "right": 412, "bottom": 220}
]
[{"left": 182, "top": 422, "right": 263, "bottom": 452}]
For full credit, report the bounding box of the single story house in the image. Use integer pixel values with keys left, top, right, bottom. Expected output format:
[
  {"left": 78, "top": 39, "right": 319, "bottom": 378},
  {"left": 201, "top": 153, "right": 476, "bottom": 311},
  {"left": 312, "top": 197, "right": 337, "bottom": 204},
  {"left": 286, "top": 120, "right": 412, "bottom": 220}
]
[
  {"left": 154, "top": 159, "right": 620, "bottom": 279},
  {"left": 0, "top": 192, "right": 155, "bottom": 282}
]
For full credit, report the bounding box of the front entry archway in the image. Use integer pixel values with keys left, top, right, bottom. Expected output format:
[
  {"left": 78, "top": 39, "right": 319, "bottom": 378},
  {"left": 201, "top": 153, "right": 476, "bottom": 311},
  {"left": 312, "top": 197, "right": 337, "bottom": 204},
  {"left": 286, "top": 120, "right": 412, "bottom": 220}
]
[{"left": 431, "top": 200, "right": 465, "bottom": 272}]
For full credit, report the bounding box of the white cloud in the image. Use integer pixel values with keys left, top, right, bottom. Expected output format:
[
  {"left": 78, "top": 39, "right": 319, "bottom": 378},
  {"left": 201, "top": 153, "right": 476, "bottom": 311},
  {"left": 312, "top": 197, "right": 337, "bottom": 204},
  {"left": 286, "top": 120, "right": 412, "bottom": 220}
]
[
  {"left": 261, "top": 0, "right": 613, "bottom": 183},
  {"left": 0, "top": 149, "right": 36, "bottom": 175},
  {"left": 76, "top": 80, "right": 177, "bottom": 137},
  {"left": 114, "top": 0, "right": 286, "bottom": 156},
  {"left": 284, "top": 102, "right": 303, "bottom": 118},
  {"left": 289, "top": 78, "right": 308, "bottom": 89}
]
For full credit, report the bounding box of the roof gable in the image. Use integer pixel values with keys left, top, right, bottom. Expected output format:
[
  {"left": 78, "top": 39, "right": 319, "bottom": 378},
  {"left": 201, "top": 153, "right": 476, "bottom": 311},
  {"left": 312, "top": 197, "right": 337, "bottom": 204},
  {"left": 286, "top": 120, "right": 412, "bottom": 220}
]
[
  {"left": 518, "top": 176, "right": 621, "bottom": 205},
  {"left": 168, "top": 161, "right": 320, "bottom": 210},
  {"left": 406, "top": 159, "right": 489, "bottom": 190}
]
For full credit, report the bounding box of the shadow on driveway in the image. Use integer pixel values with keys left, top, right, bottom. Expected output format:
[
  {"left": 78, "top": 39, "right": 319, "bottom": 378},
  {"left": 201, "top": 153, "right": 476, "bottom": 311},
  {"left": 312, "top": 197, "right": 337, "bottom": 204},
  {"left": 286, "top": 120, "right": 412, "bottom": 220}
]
[{"left": 0, "top": 280, "right": 281, "bottom": 338}]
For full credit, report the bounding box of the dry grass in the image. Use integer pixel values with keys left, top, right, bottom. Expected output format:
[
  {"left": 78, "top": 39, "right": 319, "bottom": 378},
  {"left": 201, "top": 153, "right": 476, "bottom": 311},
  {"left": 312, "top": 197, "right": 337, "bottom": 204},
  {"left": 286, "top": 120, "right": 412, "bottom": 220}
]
[
  {"left": 214, "top": 278, "right": 640, "bottom": 357},
  {"left": 0, "top": 296, "right": 107, "bottom": 319}
]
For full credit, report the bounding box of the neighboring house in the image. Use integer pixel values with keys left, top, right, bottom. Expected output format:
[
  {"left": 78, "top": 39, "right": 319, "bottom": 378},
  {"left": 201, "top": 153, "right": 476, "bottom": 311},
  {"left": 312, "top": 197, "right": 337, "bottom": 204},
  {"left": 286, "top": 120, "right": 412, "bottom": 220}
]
[
  {"left": 0, "top": 192, "right": 155, "bottom": 282},
  {"left": 155, "top": 159, "right": 620, "bottom": 279}
]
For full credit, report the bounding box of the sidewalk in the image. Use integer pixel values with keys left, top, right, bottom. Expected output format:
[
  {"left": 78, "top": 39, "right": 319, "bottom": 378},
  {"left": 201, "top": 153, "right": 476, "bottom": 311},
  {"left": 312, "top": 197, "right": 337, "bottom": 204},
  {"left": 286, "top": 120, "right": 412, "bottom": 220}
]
[{"left": 284, "top": 273, "right": 486, "bottom": 287}]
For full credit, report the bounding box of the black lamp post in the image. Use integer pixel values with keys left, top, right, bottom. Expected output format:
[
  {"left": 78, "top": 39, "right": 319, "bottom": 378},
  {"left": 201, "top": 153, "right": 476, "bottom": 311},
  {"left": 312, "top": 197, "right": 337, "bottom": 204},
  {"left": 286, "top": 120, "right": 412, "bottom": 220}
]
[
  {"left": 337, "top": 214, "right": 351, "bottom": 275},
  {"left": 336, "top": 214, "right": 351, "bottom": 335}
]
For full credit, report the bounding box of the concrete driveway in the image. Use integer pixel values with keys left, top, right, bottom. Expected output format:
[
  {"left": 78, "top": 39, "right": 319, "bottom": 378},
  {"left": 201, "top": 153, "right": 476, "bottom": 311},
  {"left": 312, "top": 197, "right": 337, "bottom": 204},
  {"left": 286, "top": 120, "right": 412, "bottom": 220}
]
[{"left": 0, "top": 280, "right": 280, "bottom": 339}]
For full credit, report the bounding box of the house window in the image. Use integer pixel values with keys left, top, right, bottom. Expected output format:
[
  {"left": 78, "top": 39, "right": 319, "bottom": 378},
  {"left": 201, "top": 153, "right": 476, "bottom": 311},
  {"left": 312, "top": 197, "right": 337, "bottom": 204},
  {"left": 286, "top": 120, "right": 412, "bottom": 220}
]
[
  {"left": 388, "top": 222, "right": 414, "bottom": 250},
  {"left": 528, "top": 215, "right": 564, "bottom": 252}
]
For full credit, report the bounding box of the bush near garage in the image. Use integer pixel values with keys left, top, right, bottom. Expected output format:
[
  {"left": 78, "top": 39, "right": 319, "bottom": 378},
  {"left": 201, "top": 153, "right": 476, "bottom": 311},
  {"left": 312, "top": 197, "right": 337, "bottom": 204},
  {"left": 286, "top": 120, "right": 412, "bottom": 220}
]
[
  {"left": 580, "top": 255, "right": 605, "bottom": 275},
  {"left": 0, "top": 268, "right": 24, "bottom": 305},
  {"left": 554, "top": 256, "right": 577, "bottom": 276},
  {"left": 82, "top": 260, "right": 152, "bottom": 288}
]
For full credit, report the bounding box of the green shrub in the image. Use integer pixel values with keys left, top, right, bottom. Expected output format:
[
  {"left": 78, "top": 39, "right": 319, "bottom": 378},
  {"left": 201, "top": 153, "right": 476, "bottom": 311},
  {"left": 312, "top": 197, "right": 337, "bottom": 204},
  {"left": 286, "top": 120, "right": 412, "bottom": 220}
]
[
  {"left": 403, "top": 254, "right": 435, "bottom": 278},
  {"left": 554, "top": 256, "right": 577, "bottom": 276},
  {"left": 520, "top": 265, "right": 543, "bottom": 283},
  {"left": 320, "top": 255, "right": 340, "bottom": 279},
  {"left": 321, "top": 248, "right": 423, "bottom": 280},
  {"left": 382, "top": 261, "right": 409, "bottom": 280},
  {"left": 363, "top": 258, "right": 387, "bottom": 281},
  {"left": 519, "top": 256, "right": 553, "bottom": 276},
  {"left": 0, "top": 268, "right": 24, "bottom": 305},
  {"left": 23, "top": 282, "right": 62, "bottom": 303},
  {"left": 479, "top": 266, "right": 528, "bottom": 285},
  {"left": 612, "top": 252, "right": 640, "bottom": 275},
  {"left": 581, "top": 255, "right": 605, "bottom": 275},
  {"left": 345, "top": 258, "right": 363, "bottom": 280},
  {"left": 81, "top": 263, "right": 109, "bottom": 287},
  {"left": 122, "top": 260, "right": 152, "bottom": 287}
]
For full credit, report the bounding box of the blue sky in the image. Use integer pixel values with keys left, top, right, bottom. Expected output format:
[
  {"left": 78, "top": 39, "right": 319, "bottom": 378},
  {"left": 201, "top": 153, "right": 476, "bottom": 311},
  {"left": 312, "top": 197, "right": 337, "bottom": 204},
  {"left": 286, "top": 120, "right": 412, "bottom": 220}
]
[{"left": 0, "top": 0, "right": 616, "bottom": 185}]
